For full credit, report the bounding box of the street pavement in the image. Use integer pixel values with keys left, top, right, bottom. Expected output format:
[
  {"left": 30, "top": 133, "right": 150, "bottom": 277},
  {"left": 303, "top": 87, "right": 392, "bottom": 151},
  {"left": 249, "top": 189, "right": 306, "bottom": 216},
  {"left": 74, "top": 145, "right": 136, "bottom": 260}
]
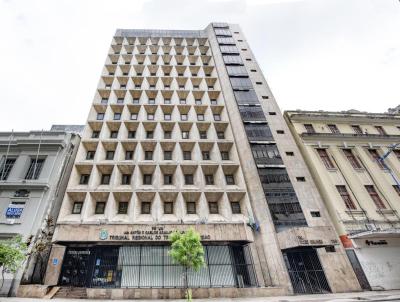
[{"left": 1, "top": 290, "right": 400, "bottom": 302}]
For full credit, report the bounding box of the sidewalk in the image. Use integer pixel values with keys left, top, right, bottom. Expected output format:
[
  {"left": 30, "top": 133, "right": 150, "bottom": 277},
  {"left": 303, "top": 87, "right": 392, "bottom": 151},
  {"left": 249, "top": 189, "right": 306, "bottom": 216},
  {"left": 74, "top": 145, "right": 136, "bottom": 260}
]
[{"left": 1, "top": 290, "right": 400, "bottom": 302}]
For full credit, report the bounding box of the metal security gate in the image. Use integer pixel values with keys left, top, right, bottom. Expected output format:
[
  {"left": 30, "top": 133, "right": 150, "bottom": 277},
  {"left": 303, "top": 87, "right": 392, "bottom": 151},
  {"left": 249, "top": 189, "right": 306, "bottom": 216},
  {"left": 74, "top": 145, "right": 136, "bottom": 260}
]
[
  {"left": 283, "top": 248, "right": 331, "bottom": 294},
  {"left": 59, "top": 248, "right": 92, "bottom": 287},
  {"left": 345, "top": 249, "right": 371, "bottom": 290}
]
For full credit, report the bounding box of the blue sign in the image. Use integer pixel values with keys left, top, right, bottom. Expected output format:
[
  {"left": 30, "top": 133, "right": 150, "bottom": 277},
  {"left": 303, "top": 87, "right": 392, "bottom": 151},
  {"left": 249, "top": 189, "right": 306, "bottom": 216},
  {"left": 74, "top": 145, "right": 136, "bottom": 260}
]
[
  {"left": 52, "top": 258, "right": 59, "bottom": 265},
  {"left": 5, "top": 206, "right": 24, "bottom": 219}
]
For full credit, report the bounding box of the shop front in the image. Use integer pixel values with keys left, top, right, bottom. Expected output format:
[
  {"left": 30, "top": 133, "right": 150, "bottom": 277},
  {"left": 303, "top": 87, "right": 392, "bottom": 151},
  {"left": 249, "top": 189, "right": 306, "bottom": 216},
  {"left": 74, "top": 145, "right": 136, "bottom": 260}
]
[
  {"left": 44, "top": 223, "right": 266, "bottom": 296},
  {"left": 59, "top": 244, "right": 257, "bottom": 289}
]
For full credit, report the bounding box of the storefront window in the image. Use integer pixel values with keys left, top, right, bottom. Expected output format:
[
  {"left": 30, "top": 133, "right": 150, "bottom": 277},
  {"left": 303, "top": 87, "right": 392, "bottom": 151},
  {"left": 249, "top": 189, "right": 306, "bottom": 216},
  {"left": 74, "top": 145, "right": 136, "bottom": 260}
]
[{"left": 59, "top": 244, "right": 257, "bottom": 289}]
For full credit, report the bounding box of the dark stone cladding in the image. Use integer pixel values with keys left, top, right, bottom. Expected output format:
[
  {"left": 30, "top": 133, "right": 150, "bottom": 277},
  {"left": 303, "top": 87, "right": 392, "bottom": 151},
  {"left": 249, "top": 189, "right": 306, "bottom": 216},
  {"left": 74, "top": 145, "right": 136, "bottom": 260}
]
[{"left": 212, "top": 24, "right": 307, "bottom": 230}]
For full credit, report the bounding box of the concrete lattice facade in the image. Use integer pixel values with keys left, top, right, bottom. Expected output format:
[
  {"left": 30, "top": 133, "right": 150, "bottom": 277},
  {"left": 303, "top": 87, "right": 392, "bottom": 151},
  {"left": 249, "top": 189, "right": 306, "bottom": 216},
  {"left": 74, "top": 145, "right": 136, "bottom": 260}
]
[
  {"left": 284, "top": 110, "right": 400, "bottom": 290},
  {"left": 44, "top": 24, "right": 360, "bottom": 299}
]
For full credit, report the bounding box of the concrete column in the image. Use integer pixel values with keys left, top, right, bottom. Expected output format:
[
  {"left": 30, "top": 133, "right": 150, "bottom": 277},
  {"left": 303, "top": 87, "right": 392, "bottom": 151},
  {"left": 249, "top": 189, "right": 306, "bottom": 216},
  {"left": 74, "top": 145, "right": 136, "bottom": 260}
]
[{"left": 44, "top": 244, "right": 66, "bottom": 286}]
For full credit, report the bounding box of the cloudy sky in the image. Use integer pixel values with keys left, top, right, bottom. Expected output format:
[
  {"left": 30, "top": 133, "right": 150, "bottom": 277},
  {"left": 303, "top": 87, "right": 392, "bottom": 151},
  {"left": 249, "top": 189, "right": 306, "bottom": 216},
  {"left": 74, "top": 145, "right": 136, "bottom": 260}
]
[{"left": 0, "top": 0, "right": 399, "bottom": 131}]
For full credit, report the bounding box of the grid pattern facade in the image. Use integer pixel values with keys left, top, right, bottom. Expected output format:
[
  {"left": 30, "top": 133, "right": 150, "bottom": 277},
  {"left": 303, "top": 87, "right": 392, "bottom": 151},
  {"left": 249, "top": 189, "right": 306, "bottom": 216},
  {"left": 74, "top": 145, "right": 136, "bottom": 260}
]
[{"left": 58, "top": 34, "right": 252, "bottom": 225}]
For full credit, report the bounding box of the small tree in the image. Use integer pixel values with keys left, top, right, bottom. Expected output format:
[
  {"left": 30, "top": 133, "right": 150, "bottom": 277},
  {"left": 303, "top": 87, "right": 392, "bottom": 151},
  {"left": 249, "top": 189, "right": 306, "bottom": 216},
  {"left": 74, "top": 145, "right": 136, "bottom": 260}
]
[
  {"left": 0, "top": 235, "right": 27, "bottom": 289},
  {"left": 169, "top": 228, "right": 205, "bottom": 302}
]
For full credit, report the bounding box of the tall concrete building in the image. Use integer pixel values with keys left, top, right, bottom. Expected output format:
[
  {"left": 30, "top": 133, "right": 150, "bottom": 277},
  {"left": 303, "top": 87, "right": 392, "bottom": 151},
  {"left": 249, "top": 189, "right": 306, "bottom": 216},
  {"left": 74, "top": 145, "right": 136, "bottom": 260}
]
[
  {"left": 43, "top": 23, "right": 359, "bottom": 299},
  {"left": 284, "top": 110, "right": 400, "bottom": 290},
  {"left": 0, "top": 127, "right": 82, "bottom": 296}
]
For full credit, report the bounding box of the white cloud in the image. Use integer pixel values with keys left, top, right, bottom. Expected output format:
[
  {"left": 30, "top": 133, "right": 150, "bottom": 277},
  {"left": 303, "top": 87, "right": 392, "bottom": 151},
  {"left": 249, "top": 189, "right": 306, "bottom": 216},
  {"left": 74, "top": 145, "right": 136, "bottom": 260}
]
[{"left": 0, "top": 0, "right": 399, "bottom": 131}]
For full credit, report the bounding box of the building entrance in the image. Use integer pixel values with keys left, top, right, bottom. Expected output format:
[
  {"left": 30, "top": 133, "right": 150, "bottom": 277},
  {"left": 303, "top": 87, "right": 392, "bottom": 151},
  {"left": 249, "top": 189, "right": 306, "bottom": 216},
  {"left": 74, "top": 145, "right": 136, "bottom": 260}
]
[{"left": 283, "top": 247, "right": 331, "bottom": 294}]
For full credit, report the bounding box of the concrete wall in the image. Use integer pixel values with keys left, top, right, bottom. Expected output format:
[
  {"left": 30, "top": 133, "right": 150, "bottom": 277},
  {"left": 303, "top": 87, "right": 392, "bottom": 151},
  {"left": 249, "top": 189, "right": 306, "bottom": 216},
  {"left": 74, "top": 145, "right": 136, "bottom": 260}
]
[{"left": 353, "top": 237, "right": 400, "bottom": 290}]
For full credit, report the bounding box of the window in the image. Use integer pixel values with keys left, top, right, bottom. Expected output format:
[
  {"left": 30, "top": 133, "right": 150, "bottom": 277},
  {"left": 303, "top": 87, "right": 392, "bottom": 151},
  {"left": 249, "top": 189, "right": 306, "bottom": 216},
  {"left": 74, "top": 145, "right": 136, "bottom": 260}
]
[
  {"left": 145, "top": 151, "right": 153, "bottom": 160},
  {"left": 25, "top": 158, "right": 45, "bottom": 180},
  {"left": 226, "top": 65, "right": 247, "bottom": 76},
  {"left": 143, "top": 174, "right": 152, "bottom": 185},
  {"left": 222, "top": 55, "right": 243, "bottom": 65},
  {"left": 95, "top": 202, "right": 106, "bottom": 214},
  {"left": 164, "top": 114, "right": 171, "bottom": 120},
  {"left": 393, "top": 185, "right": 400, "bottom": 196},
  {"left": 117, "top": 98, "right": 124, "bottom": 103},
  {"left": 97, "top": 113, "right": 104, "bottom": 120},
  {"left": 375, "top": 126, "right": 386, "bottom": 135},
  {"left": 118, "top": 202, "right": 128, "bottom": 214},
  {"left": 343, "top": 149, "right": 362, "bottom": 169},
  {"left": 186, "top": 202, "right": 196, "bottom": 214},
  {"left": 128, "top": 131, "right": 136, "bottom": 138},
  {"left": 130, "top": 113, "right": 138, "bottom": 120},
  {"left": 310, "top": 211, "right": 321, "bottom": 217},
  {"left": 296, "top": 177, "right": 306, "bottom": 182},
  {"left": 164, "top": 131, "right": 172, "bottom": 139},
  {"left": 327, "top": 124, "right": 340, "bottom": 134},
  {"left": 225, "top": 174, "right": 235, "bottom": 185},
  {"left": 221, "top": 151, "right": 229, "bottom": 160},
  {"left": 304, "top": 124, "right": 315, "bottom": 134},
  {"left": 205, "top": 174, "right": 214, "bottom": 185},
  {"left": 0, "top": 158, "right": 16, "bottom": 180},
  {"left": 106, "top": 151, "right": 115, "bottom": 160},
  {"left": 209, "top": 202, "right": 219, "bottom": 214},
  {"left": 202, "top": 151, "right": 210, "bottom": 160},
  {"left": 277, "top": 130, "right": 284, "bottom": 134},
  {"left": 132, "top": 98, "right": 139, "bottom": 104},
  {"left": 92, "top": 131, "right": 100, "bottom": 138},
  {"left": 336, "top": 185, "right": 356, "bottom": 210},
  {"left": 352, "top": 125, "right": 362, "bottom": 134},
  {"left": 210, "top": 99, "right": 217, "bottom": 105},
  {"left": 101, "top": 174, "right": 111, "bottom": 185},
  {"left": 164, "top": 98, "right": 171, "bottom": 104},
  {"left": 217, "top": 131, "right": 225, "bottom": 139},
  {"left": 182, "top": 131, "right": 189, "bottom": 139},
  {"left": 197, "top": 114, "right": 204, "bottom": 121},
  {"left": 316, "top": 149, "right": 335, "bottom": 169},
  {"left": 164, "top": 151, "right": 172, "bottom": 160},
  {"left": 181, "top": 114, "right": 188, "bottom": 121},
  {"left": 365, "top": 185, "right": 386, "bottom": 209},
  {"left": 125, "top": 151, "right": 133, "bottom": 160},
  {"left": 195, "top": 99, "right": 202, "bottom": 105},
  {"left": 72, "top": 202, "right": 83, "bottom": 214},
  {"left": 121, "top": 174, "right": 131, "bottom": 185},
  {"left": 147, "top": 114, "right": 154, "bottom": 120},
  {"left": 79, "top": 174, "right": 90, "bottom": 185},
  {"left": 231, "top": 202, "right": 241, "bottom": 214},
  {"left": 368, "top": 149, "right": 384, "bottom": 168},
  {"left": 199, "top": 131, "right": 207, "bottom": 139},
  {"left": 147, "top": 131, "right": 154, "bottom": 139},
  {"left": 148, "top": 99, "right": 155, "bottom": 104},
  {"left": 164, "top": 202, "right": 173, "bottom": 214},
  {"left": 141, "top": 202, "right": 151, "bottom": 214},
  {"left": 183, "top": 151, "right": 191, "bottom": 160},
  {"left": 113, "top": 113, "right": 121, "bottom": 120},
  {"left": 164, "top": 174, "right": 173, "bottom": 185},
  {"left": 101, "top": 98, "right": 108, "bottom": 104},
  {"left": 110, "top": 131, "right": 118, "bottom": 138},
  {"left": 184, "top": 174, "right": 194, "bottom": 185},
  {"left": 286, "top": 152, "right": 294, "bottom": 156}
]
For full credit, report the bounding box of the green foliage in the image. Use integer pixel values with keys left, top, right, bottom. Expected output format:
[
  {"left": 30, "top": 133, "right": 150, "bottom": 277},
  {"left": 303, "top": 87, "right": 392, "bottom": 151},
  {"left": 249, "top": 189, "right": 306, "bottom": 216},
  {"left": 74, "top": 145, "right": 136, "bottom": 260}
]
[
  {"left": 169, "top": 228, "right": 205, "bottom": 272},
  {"left": 0, "top": 235, "right": 27, "bottom": 288},
  {"left": 169, "top": 228, "right": 205, "bottom": 302}
]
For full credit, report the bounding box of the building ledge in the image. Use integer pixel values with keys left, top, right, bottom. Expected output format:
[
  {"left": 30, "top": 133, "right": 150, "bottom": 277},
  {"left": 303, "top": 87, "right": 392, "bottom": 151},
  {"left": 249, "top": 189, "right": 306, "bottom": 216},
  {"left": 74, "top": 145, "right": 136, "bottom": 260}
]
[
  {"left": 0, "top": 181, "right": 49, "bottom": 190},
  {"left": 300, "top": 132, "right": 400, "bottom": 141},
  {"left": 348, "top": 228, "right": 400, "bottom": 239}
]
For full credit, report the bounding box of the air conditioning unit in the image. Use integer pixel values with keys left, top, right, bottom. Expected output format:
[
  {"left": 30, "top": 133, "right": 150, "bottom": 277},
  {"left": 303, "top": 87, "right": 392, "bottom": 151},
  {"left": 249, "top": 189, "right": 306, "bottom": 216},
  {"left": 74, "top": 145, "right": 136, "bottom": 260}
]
[{"left": 365, "top": 223, "right": 377, "bottom": 231}]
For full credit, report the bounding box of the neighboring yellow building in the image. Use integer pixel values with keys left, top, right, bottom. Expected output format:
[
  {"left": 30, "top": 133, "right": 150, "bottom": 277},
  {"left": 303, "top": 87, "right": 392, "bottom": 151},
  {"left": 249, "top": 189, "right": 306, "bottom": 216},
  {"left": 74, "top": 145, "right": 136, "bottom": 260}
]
[{"left": 284, "top": 110, "right": 400, "bottom": 291}]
